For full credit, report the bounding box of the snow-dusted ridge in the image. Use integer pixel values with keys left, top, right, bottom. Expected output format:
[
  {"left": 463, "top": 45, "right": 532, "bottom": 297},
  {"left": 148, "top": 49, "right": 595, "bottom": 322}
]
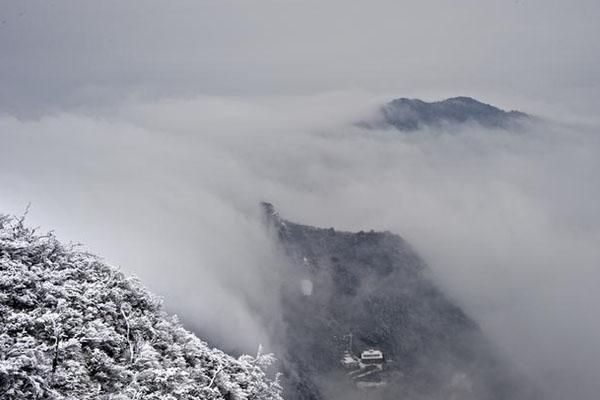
[{"left": 0, "top": 214, "right": 283, "bottom": 400}]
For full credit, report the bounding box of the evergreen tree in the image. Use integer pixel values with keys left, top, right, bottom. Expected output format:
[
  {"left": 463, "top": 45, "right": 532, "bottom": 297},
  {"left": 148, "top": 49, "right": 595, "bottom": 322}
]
[{"left": 0, "top": 215, "right": 282, "bottom": 400}]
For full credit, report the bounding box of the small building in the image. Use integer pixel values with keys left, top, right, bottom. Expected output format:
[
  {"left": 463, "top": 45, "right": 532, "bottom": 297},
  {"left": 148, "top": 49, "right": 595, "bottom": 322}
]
[
  {"left": 341, "top": 351, "right": 360, "bottom": 368},
  {"left": 360, "top": 349, "right": 384, "bottom": 364}
]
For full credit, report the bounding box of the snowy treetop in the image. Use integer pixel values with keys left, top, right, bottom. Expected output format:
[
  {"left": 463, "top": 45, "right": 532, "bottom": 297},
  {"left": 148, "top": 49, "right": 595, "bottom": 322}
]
[{"left": 0, "top": 214, "right": 282, "bottom": 400}]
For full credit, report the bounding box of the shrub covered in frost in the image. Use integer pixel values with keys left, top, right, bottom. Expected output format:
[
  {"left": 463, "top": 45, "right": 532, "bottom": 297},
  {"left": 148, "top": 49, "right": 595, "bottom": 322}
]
[{"left": 0, "top": 215, "right": 282, "bottom": 400}]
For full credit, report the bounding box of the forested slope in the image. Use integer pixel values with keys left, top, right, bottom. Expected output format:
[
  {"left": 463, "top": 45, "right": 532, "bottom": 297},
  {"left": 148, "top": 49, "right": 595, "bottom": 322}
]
[{"left": 0, "top": 214, "right": 282, "bottom": 400}]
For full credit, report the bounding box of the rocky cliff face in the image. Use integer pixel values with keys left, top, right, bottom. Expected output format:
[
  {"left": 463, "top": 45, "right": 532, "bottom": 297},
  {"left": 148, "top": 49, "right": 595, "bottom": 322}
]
[{"left": 262, "top": 203, "right": 533, "bottom": 400}]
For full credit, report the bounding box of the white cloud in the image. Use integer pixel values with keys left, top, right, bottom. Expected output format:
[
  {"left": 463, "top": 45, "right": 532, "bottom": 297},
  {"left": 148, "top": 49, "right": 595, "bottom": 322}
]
[{"left": 1, "top": 92, "right": 599, "bottom": 398}]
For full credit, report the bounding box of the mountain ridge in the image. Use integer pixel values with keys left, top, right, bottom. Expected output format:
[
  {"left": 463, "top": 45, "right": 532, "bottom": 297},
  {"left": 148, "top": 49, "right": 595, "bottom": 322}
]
[
  {"left": 261, "top": 202, "right": 534, "bottom": 400},
  {"left": 375, "top": 96, "right": 530, "bottom": 131}
]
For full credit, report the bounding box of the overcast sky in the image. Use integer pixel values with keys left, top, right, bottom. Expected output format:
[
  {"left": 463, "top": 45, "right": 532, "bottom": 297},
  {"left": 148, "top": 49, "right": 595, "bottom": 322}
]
[
  {"left": 1, "top": 0, "right": 600, "bottom": 118},
  {"left": 1, "top": 2, "right": 600, "bottom": 399}
]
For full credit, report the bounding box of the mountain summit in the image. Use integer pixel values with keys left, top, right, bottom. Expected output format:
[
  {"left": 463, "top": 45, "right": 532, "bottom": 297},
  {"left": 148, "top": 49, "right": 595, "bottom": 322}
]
[
  {"left": 262, "top": 202, "right": 534, "bottom": 400},
  {"left": 378, "top": 96, "right": 529, "bottom": 131}
]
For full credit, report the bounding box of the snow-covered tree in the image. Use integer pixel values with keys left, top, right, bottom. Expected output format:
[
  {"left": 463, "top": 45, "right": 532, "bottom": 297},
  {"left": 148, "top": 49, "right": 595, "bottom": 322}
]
[{"left": 0, "top": 214, "right": 283, "bottom": 400}]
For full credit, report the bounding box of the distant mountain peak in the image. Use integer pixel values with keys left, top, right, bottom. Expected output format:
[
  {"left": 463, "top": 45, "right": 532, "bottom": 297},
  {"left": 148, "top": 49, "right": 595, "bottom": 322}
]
[
  {"left": 446, "top": 96, "right": 487, "bottom": 103},
  {"left": 378, "top": 96, "right": 529, "bottom": 131}
]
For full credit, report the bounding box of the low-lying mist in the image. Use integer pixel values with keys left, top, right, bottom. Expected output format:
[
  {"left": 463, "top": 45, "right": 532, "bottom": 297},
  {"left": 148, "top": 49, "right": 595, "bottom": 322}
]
[{"left": 1, "top": 92, "right": 598, "bottom": 399}]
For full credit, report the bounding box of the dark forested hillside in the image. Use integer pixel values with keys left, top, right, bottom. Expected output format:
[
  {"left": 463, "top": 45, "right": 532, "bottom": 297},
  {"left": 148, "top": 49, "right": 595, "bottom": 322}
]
[
  {"left": 262, "top": 203, "right": 534, "bottom": 400},
  {"left": 378, "top": 97, "right": 530, "bottom": 131},
  {"left": 0, "top": 214, "right": 282, "bottom": 400}
]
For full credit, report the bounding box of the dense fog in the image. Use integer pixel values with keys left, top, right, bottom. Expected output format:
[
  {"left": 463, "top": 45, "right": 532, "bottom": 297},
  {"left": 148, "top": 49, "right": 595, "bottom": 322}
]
[
  {"left": 1, "top": 93, "right": 599, "bottom": 399},
  {"left": 2, "top": 1, "right": 599, "bottom": 398}
]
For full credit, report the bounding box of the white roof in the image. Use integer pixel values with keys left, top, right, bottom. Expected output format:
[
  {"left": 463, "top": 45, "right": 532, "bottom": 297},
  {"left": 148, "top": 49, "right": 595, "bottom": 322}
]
[{"left": 361, "top": 349, "right": 383, "bottom": 359}]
